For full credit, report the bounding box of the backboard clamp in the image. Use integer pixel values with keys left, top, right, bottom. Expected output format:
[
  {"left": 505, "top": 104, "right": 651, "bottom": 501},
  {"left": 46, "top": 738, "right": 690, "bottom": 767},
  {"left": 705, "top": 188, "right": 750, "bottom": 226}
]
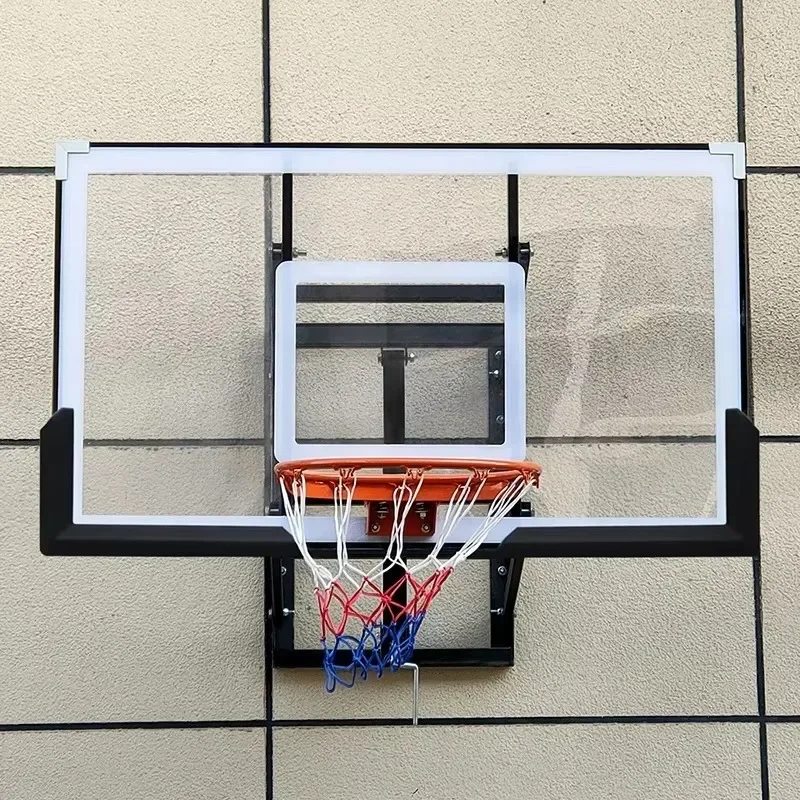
[
  {"left": 517, "top": 241, "right": 532, "bottom": 277},
  {"left": 505, "top": 174, "right": 531, "bottom": 279}
]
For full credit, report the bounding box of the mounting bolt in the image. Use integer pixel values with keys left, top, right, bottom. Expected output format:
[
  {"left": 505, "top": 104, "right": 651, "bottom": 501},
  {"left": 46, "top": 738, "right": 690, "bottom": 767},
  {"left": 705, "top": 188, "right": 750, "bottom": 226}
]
[
  {"left": 282, "top": 608, "right": 295, "bottom": 617},
  {"left": 407, "top": 352, "right": 416, "bottom": 364},
  {"left": 497, "top": 565, "right": 507, "bottom": 576},
  {"left": 494, "top": 350, "right": 503, "bottom": 359},
  {"left": 291, "top": 247, "right": 307, "bottom": 257},
  {"left": 371, "top": 522, "right": 381, "bottom": 532},
  {"left": 421, "top": 523, "right": 431, "bottom": 534},
  {"left": 495, "top": 247, "right": 509, "bottom": 258},
  {"left": 490, "top": 607, "right": 504, "bottom": 615},
  {"left": 489, "top": 369, "right": 501, "bottom": 377},
  {"left": 280, "top": 566, "right": 287, "bottom": 576},
  {"left": 495, "top": 415, "right": 505, "bottom": 424}
]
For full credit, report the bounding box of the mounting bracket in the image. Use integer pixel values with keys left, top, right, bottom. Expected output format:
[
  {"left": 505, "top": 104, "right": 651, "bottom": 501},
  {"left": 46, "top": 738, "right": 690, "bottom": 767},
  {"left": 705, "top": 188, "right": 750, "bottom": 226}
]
[{"left": 269, "top": 504, "right": 530, "bottom": 669}]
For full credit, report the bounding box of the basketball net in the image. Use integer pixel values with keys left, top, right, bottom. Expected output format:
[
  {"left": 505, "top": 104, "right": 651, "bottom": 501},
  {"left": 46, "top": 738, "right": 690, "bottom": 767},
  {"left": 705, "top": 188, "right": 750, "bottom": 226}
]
[{"left": 277, "top": 462, "right": 539, "bottom": 692}]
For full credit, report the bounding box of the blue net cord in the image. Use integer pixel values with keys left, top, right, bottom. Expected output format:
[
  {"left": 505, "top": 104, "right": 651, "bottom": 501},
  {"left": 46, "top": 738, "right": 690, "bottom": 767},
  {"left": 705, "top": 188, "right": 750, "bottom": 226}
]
[{"left": 321, "top": 614, "right": 427, "bottom": 693}]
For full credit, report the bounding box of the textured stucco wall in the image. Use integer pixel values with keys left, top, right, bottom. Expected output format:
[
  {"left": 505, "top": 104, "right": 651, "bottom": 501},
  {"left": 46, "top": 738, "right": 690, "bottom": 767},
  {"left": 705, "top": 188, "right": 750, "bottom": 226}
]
[{"left": 2, "top": 0, "right": 800, "bottom": 798}]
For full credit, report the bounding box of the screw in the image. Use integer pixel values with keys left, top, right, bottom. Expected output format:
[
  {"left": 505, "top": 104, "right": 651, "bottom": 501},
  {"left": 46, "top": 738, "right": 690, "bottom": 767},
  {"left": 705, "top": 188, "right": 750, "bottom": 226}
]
[
  {"left": 280, "top": 566, "right": 287, "bottom": 576},
  {"left": 494, "top": 350, "right": 503, "bottom": 359},
  {"left": 495, "top": 415, "right": 504, "bottom": 424},
  {"left": 497, "top": 565, "right": 507, "bottom": 576},
  {"left": 489, "top": 369, "right": 501, "bottom": 377},
  {"left": 495, "top": 247, "right": 509, "bottom": 258},
  {"left": 421, "top": 523, "right": 431, "bottom": 534},
  {"left": 371, "top": 522, "right": 381, "bottom": 532},
  {"left": 490, "top": 607, "right": 504, "bottom": 615},
  {"left": 407, "top": 352, "right": 416, "bottom": 363},
  {"left": 292, "top": 247, "right": 307, "bottom": 257},
  {"left": 282, "top": 608, "right": 295, "bottom": 617}
]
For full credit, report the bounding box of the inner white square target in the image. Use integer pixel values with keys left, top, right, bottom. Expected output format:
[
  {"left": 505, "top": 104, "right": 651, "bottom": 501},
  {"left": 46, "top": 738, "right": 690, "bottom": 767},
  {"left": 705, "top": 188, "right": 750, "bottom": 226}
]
[{"left": 273, "top": 260, "right": 528, "bottom": 463}]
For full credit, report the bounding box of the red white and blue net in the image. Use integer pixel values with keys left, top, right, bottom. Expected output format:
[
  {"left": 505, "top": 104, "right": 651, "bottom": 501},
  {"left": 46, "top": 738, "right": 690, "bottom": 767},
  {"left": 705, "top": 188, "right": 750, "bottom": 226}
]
[
  {"left": 313, "top": 567, "right": 452, "bottom": 691},
  {"left": 278, "top": 460, "right": 539, "bottom": 693}
]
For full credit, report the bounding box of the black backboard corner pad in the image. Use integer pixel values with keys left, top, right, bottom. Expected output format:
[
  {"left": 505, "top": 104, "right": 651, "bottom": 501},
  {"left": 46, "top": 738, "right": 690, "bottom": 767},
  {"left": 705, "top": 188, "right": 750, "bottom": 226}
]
[
  {"left": 498, "top": 408, "right": 758, "bottom": 559},
  {"left": 39, "top": 408, "right": 299, "bottom": 557}
]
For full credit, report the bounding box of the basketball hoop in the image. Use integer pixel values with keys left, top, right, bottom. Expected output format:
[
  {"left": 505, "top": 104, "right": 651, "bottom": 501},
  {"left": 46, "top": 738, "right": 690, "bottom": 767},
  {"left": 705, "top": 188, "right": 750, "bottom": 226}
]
[{"left": 275, "top": 458, "right": 541, "bottom": 692}]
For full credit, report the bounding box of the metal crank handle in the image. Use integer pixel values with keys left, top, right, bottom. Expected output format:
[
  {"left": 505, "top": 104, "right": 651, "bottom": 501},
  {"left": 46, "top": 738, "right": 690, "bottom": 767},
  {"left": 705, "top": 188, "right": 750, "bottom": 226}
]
[{"left": 400, "top": 662, "right": 419, "bottom": 726}]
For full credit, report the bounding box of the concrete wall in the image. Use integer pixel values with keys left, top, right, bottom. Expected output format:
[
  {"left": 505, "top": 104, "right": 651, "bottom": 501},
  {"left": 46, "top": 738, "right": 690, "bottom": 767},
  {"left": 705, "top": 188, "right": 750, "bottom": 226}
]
[{"left": 1, "top": 0, "right": 798, "bottom": 798}]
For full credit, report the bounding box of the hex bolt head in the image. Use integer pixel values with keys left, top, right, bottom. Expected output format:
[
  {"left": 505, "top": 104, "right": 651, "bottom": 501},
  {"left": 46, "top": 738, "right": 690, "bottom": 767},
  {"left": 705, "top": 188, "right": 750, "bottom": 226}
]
[
  {"left": 371, "top": 522, "right": 381, "bottom": 532},
  {"left": 421, "top": 524, "right": 431, "bottom": 533},
  {"left": 497, "top": 565, "right": 508, "bottom": 576},
  {"left": 495, "top": 415, "right": 505, "bottom": 424}
]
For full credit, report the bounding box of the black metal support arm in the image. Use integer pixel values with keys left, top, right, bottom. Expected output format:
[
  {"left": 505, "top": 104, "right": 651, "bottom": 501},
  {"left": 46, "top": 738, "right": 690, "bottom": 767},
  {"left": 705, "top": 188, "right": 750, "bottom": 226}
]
[{"left": 271, "top": 552, "right": 527, "bottom": 669}]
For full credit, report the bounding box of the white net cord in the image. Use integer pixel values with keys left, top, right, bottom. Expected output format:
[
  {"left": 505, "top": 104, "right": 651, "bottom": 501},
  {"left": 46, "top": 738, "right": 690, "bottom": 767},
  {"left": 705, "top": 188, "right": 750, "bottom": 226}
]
[{"left": 279, "top": 468, "right": 537, "bottom": 586}]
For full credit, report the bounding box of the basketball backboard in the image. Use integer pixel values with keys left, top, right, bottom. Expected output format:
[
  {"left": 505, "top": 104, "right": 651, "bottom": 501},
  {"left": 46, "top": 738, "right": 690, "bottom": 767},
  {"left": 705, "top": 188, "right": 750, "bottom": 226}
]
[{"left": 41, "top": 142, "right": 758, "bottom": 559}]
